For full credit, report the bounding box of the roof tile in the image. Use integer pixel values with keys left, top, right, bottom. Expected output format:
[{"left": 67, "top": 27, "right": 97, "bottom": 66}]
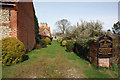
[{"left": 39, "top": 27, "right": 51, "bottom": 37}]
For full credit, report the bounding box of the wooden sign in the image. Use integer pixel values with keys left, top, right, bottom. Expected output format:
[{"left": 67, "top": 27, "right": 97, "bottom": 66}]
[
  {"left": 98, "top": 58, "right": 110, "bottom": 67},
  {"left": 98, "top": 34, "right": 112, "bottom": 57}
]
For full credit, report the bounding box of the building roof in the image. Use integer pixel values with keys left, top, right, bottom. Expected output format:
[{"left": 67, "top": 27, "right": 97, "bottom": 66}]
[
  {"left": 0, "top": 0, "right": 19, "bottom": 2},
  {"left": 0, "top": 2, "right": 14, "bottom": 6},
  {"left": 0, "top": 0, "right": 32, "bottom": 2},
  {"left": 0, "top": 0, "right": 32, "bottom": 6},
  {"left": 0, "top": 0, "right": 18, "bottom": 6},
  {"left": 39, "top": 27, "right": 51, "bottom": 37}
]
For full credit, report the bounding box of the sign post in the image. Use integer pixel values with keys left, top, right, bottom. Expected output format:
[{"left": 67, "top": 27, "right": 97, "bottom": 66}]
[{"left": 97, "top": 34, "right": 112, "bottom": 68}]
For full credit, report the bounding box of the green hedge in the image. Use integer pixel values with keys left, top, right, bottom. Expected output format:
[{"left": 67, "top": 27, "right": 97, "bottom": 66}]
[
  {"left": 66, "top": 40, "right": 75, "bottom": 52},
  {"left": 62, "top": 40, "right": 67, "bottom": 47},
  {"left": 2, "top": 37, "right": 26, "bottom": 65},
  {"left": 74, "top": 37, "right": 97, "bottom": 59},
  {"left": 45, "top": 37, "right": 51, "bottom": 45},
  {"left": 57, "top": 37, "right": 63, "bottom": 43},
  {"left": 39, "top": 39, "right": 47, "bottom": 48},
  {"left": 48, "top": 37, "right": 53, "bottom": 41}
]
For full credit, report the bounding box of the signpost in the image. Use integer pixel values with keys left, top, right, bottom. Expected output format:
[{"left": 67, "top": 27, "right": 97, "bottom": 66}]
[{"left": 97, "top": 34, "right": 112, "bottom": 68}]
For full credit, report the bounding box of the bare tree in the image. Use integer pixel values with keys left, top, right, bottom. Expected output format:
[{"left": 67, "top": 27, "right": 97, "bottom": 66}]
[{"left": 55, "top": 19, "right": 71, "bottom": 34}]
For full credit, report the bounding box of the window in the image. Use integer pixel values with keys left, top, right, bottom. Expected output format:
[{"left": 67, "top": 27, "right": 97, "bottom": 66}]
[
  {"left": 44, "top": 32, "right": 47, "bottom": 34},
  {"left": 9, "top": 8, "right": 11, "bottom": 21}
]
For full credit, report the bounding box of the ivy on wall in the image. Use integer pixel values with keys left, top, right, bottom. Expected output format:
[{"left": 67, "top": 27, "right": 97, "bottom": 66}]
[{"left": 33, "top": 8, "right": 39, "bottom": 44}]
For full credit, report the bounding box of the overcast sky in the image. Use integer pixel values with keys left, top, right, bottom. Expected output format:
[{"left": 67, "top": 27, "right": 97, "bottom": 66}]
[{"left": 33, "top": 2, "right": 118, "bottom": 34}]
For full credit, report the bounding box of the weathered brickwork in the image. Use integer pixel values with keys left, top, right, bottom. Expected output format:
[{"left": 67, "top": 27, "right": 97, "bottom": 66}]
[
  {"left": 17, "top": 2, "right": 35, "bottom": 51},
  {"left": 0, "top": 7, "right": 12, "bottom": 39},
  {"left": 89, "top": 40, "right": 97, "bottom": 66},
  {"left": 0, "top": 7, "right": 10, "bottom": 23},
  {"left": 0, "top": 2, "right": 36, "bottom": 51},
  {"left": 9, "top": 7, "right": 17, "bottom": 38},
  {"left": 89, "top": 40, "right": 111, "bottom": 68},
  {"left": 0, "top": 26, "right": 12, "bottom": 39}
]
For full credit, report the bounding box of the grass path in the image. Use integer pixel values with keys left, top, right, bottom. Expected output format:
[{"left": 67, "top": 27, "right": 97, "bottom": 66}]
[{"left": 2, "top": 41, "right": 118, "bottom": 78}]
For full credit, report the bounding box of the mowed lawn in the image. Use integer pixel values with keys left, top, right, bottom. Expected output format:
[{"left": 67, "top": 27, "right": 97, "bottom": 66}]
[{"left": 2, "top": 41, "right": 118, "bottom": 78}]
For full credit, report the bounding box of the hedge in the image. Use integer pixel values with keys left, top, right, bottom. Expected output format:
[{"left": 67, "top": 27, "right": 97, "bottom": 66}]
[
  {"left": 62, "top": 40, "right": 67, "bottom": 47},
  {"left": 39, "top": 39, "right": 47, "bottom": 48},
  {"left": 45, "top": 37, "right": 51, "bottom": 45},
  {"left": 74, "top": 37, "right": 96, "bottom": 59},
  {"left": 2, "top": 37, "right": 26, "bottom": 65},
  {"left": 57, "top": 37, "right": 63, "bottom": 43},
  {"left": 66, "top": 40, "right": 75, "bottom": 52}
]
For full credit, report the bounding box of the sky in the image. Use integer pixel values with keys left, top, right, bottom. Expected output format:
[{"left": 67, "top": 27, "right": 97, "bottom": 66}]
[{"left": 33, "top": 2, "right": 118, "bottom": 34}]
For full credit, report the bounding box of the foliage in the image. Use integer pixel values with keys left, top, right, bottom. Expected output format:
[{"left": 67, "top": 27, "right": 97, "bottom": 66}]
[
  {"left": 66, "top": 20, "right": 104, "bottom": 39},
  {"left": 39, "top": 39, "right": 47, "bottom": 48},
  {"left": 60, "top": 37, "right": 67, "bottom": 45},
  {"left": 38, "top": 35, "right": 42, "bottom": 39},
  {"left": 2, "top": 37, "right": 26, "bottom": 65},
  {"left": 111, "top": 34, "right": 120, "bottom": 63},
  {"left": 55, "top": 19, "right": 71, "bottom": 34},
  {"left": 33, "top": 7, "right": 39, "bottom": 44},
  {"left": 74, "top": 37, "right": 97, "bottom": 59},
  {"left": 111, "top": 21, "right": 120, "bottom": 64},
  {"left": 48, "top": 37, "right": 53, "bottom": 41},
  {"left": 112, "top": 21, "right": 120, "bottom": 35},
  {"left": 45, "top": 37, "right": 51, "bottom": 45},
  {"left": 57, "top": 37, "right": 63, "bottom": 43},
  {"left": 2, "top": 41, "right": 118, "bottom": 78},
  {"left": 62, "top": 40, "right": 67, "bottom": 47},
  {"left": 66, "top": 40, "right": 75, "bottom": 52}
]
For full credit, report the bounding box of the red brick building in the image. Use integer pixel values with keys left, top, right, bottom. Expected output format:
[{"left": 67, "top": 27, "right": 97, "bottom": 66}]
[
  {"left": 0, "top": 0, "right": 36, "bottom": 51},
  {"left": 39, "top": 23, "right": 51, "bottom": 39}
]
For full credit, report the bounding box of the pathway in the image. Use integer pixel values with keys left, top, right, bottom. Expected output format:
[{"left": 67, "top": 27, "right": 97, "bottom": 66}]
[{"left": 2, "top": 41, "right": 117, "bottom": 78}]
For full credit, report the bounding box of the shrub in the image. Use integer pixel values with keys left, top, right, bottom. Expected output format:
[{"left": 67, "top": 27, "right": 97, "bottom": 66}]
[
  {"left": 60, "top": 38, "right": 67, "bottom": 46},
  {"left": 39, "top": 39, "right": 47, "bottom": 48},
  {"left": 66, "top": 40, "right": 75, "bottom": 52},
  {"left": 48, "top": 37, "right": 53, "bottom": 41},
  {"left": 2, "top": 37, "right": 26, "bottom": 65},
  {"left": 57, "top": 37, "right": 63, "bottom": 43},
  {"left": 62, "top": 40, "right": 67, "bottom": 47},
  {"left": 45, "top": 37, "right": 51, "bottom": 45},
  {"left": 74, "top": 38, "right": 95, "bottom": 59}
]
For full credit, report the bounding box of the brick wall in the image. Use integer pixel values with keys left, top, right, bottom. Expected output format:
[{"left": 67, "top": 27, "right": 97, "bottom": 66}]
[
  {"left": 17, "top": 2, "right": 35, "bottom": 51},
  {"left": 0, "top": 2, "right": 36, "bottom": 51},
  {"left": 9, "top": 7, "right": 17, "bottom": 38},
  {"left": 89, "top": 40, "right": 97, "bottom": 66},
  {"left": 89, "top": 40, "right": 111, "bottom": 68},
  {"left": 0, "top": 7, "right": 12, "bottom": 39}
]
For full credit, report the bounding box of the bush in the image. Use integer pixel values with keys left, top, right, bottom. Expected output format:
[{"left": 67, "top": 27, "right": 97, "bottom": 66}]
[
  {"left": 2, "top": 37, "right": 26, "bottom": 65},
  {"left": 60, "top": 38, "right": 67, "bottom": 46},
  {"left": 39, "top": 39, "right": 47, "bottom": 48},
  {"left": 66, "top": 40, "right": 75, "bottom": 52},
  {"left": 74, "top": 38, "right": 95, "bottom": 59},
  {"left": 62, "top": 40, "right": 67, "bottom": 47},
  {"left": 45, "top": 37, "right": 51, "bottom": 45},
  {"left": 57, "top": 37, "right": 63, "bottom": 43},
  {"left": 48, "top": 37, "right": 53, "bottom": 41}
]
